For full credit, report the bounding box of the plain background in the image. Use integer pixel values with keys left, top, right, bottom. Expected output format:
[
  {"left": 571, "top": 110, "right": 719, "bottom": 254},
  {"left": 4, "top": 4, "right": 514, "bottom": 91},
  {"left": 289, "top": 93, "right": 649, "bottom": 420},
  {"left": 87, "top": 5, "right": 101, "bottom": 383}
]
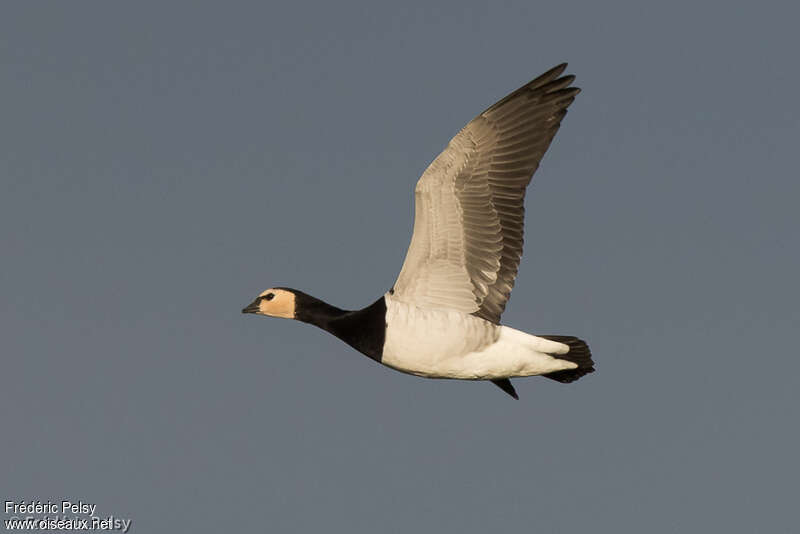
[{"left": 2, "top": 1, "right": 798, "bottom": 532}]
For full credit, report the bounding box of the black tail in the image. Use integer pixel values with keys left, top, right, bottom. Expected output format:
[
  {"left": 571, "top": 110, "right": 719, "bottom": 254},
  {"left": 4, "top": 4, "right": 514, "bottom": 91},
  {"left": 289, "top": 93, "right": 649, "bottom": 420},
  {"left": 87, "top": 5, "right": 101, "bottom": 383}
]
[{"left": 539, "top": 336, "right": 595, "bottom": 383}]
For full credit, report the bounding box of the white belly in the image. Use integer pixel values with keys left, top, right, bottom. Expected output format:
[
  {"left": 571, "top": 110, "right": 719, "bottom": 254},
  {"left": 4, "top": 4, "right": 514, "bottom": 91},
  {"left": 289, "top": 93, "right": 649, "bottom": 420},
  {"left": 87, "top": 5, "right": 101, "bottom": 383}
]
[{"left": 382, "top": 294, "right": 577, "bottom": 379}]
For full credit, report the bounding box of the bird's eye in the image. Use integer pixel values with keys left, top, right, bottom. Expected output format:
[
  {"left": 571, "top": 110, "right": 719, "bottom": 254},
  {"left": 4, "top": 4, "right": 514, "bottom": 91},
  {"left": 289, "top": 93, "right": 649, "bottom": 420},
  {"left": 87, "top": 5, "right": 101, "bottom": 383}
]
[{"left": 263, "top": 293, "right": 275, "bottom": 301}]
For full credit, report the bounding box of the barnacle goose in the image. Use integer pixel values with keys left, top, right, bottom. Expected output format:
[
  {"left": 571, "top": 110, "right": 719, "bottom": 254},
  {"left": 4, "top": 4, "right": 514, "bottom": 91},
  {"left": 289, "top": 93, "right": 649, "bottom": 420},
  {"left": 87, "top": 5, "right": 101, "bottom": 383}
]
[{"left": 242, "top": 63, "right": 594, "bottom": 399}]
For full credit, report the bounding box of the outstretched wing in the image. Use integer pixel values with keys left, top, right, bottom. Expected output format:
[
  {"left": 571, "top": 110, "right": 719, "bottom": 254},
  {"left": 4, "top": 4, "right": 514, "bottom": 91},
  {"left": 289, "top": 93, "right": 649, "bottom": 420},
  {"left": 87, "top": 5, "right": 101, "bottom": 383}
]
[{"left": 392, "top": 64, "right": 579, "bottom": 324}]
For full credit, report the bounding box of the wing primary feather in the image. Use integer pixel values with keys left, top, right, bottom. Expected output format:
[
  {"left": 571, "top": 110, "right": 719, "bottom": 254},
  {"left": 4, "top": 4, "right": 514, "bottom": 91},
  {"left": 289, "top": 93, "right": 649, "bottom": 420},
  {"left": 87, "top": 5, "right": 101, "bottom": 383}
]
[{"left": 491, "top": 378, "right": 519, "bottom": 399}]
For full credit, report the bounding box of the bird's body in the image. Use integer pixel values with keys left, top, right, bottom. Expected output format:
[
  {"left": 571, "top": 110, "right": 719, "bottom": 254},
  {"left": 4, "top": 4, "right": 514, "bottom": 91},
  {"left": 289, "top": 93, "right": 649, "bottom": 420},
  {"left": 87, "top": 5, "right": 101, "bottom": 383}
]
[
  {"left": 382, "top": 293, "right": 577, "bottom": 380},
  {"left": 243, "top": 64, "right": 594, "bottom": 399}
]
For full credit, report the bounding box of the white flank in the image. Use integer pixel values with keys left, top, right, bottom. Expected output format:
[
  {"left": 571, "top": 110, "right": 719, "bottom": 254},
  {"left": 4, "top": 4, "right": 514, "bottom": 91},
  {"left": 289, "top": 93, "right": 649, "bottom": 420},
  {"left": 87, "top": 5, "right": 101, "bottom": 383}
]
[{"left": 382, "top": 294, "right": 578, "bottom": 379}]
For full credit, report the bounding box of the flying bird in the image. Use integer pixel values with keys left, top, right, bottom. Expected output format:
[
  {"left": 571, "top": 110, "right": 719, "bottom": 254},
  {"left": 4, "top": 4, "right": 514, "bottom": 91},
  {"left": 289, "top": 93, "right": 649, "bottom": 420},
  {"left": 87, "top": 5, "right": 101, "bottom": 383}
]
[{"left": 242, "top": 63, "right": 593, "bottom": 399}]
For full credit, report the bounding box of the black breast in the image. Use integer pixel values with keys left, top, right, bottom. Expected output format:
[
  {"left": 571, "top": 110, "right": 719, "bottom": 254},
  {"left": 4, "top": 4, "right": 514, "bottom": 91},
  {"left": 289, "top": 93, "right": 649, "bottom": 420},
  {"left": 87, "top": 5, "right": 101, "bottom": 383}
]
[{"left": 324, "top": 297, "right": 387, "bottom": 362}]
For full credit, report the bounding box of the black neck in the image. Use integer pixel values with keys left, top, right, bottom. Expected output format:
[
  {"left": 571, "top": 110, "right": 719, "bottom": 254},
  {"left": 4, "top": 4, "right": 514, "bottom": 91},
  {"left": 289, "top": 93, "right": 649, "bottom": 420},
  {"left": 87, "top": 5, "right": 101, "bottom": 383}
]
[
  {"left": 292, "top": 290, "right": 348, "bottom": 326},
  {"left": 291, "top": 290, "right": 386, "bottom": 362}
]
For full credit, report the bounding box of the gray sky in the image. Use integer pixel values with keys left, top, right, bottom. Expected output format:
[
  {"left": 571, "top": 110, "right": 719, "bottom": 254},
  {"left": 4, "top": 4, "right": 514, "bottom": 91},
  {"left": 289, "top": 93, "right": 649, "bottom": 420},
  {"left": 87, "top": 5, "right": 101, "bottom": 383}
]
[{"left": 2, "top": 1, "right": 799, "bottom": 532}]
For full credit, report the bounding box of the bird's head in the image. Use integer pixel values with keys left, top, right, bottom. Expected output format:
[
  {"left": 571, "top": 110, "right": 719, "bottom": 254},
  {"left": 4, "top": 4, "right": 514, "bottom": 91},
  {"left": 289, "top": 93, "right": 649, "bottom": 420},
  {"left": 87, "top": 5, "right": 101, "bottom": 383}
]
[{"left": 241, "top": 288, "right": 296, "bottom": 319}]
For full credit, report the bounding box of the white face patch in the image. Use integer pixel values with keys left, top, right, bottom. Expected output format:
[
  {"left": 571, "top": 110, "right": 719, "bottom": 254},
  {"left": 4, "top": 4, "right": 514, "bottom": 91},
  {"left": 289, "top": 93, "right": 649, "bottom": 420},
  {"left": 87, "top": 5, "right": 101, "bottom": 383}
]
[{"left": 255, "top": 288, "right": 296, "bottom": 319}]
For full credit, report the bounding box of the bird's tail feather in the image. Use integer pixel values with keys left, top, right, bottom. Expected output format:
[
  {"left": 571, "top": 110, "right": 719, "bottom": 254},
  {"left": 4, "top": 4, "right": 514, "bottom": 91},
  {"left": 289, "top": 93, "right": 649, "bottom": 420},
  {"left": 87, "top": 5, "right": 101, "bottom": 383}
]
[{"left": 539, "top": 335, "right": 595, "bottom": 383}]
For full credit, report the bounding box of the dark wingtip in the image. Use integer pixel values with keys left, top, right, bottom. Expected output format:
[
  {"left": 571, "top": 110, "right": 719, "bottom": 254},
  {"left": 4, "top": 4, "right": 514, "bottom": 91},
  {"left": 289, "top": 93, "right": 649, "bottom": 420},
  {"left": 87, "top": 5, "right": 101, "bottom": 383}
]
[{"left": 491, "top": 378, "right": 519, "bottom": 399}]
